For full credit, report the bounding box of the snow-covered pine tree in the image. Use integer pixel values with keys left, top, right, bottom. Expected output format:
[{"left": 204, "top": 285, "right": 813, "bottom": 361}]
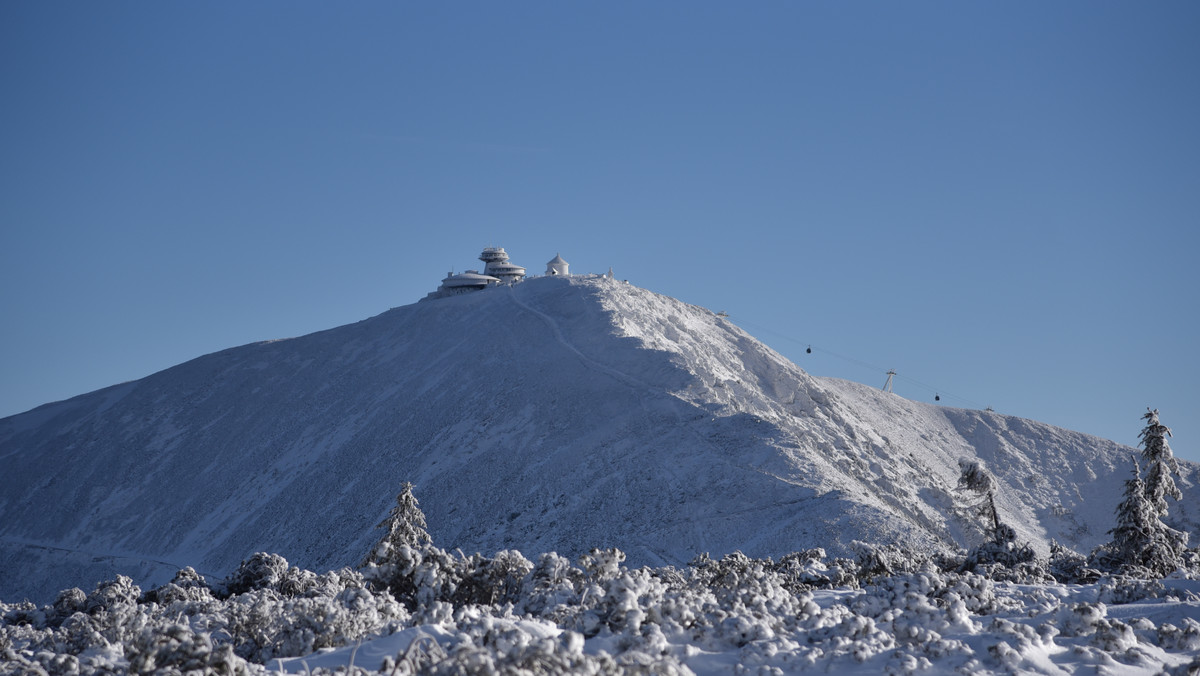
[
  {"left": 362, "top": 482, "right": 432, "bottom": 567},
  {"left": 957, "top": 459, "right": 994, "bottom": 494},
  {"left": 1139, "top": 408, "right": 1183, "bottom": 519},
  {"left": 957, "top": 459, "right": 1001, "bottom": 535},
  {"left": 1104, "top": 455, "right": 1180, "bottom": 576},
  {"left": 956, "top": 458, "right": 1037, "bottom": 575}
]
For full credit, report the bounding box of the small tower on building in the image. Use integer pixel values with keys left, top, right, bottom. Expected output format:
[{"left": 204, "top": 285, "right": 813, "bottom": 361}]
[
  {"left": 546, "top": 253, "right": 569, "bottom": 276},
  {"left": 479, "top": 247, "right": 526, "bottom": 284}
]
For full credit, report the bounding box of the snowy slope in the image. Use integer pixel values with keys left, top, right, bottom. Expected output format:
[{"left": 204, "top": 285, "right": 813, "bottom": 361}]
[{"left": 1, "top": 275, "right": 1196, "bottom": 602}]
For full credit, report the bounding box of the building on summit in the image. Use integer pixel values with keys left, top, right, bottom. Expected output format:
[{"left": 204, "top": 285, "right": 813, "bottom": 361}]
[
  {"left": 432, "top": 270, "right": 501, "bottom": 297},
  {"left": 424, "top": 247, "right": 570, "bottom": 301},
  {"left": 479, "top": 247, "right": 527, "bottom": 284},
  {"left": 546, "top": 253, "right": 569, "bottom": 276}
]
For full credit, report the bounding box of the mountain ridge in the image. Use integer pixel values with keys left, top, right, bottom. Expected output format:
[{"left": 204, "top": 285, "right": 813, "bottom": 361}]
[{"left": 2, "top": 275, "right": 1196, "bottom": 602}]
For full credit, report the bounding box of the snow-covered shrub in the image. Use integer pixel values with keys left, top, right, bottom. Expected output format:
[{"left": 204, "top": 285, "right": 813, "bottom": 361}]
[
  {"left": 0, "top": 648, "right": 83, "bottom": 676},
  {"left": 988, "top": 616, "right": 1045, "bottom": 653},
  {"left": 146, "top": 568, "right": 216, "bottom": 607},
  {"left": 290, "top": 567, "right": 368, "bottom": 600},
  {"left": 1157, "top": 618, "right": 1200, "bottom": 651},
  {"left": 451, "top": 549, "right": 534, "bottom": 608},
  {"left": 1055, "top": 602, "right": 1107, "bottom": 637},
  {"left": 1095, "top": 575, "right": 1165, "bottom": 605},
  {"left": 969, "top": 560, "right": 1052, "bottom": 585},
  {"left": 366, "top": 544, "right": 542, "bottom": 613},
  {"left": 689, "top": 551, "right": 758, "bottom": 589},
  {"left": 84, "top": 575, "right": 141, "bottom": 615},
  {"left": 217, "top": 577, "right": 407, "bottom": 662},
  {"left": 221, "top": 552, "right": 290, "bottom": 596},
  {"left": 49, "top": 589, "right": 86, "bottom": 625},
  {"left": 553, "top": 562, "right": 677, "bottom": 641},
  {"left": 580, "top": 547, "right": 627, "bottom": 582},
  {"left": 413, "top": 548, "right": 465, "bottom": 611},
  {"left": 774, "top": 548, "right": 856, "bottom": 590},
  {"left": 59, "top": 610, "right": 110, "bottom": 655},
  {"left": 125, "top": 621, "right": 252, "bottom": 674},
  {"left": 8, "top": 523, "right": 1200, "bottom": 676},
  {"left": 687, "top": 551, "right": 822, "bottom": 642},
  {"left": 844, "top": 570, "right": 986, "bottom": 665},
  {"left": 1171, "top": 548, "right": 1200, "bottom": 579},
  {"left": 961, "top": 525, "right": 1031, "bottom": 567},
  {"left": 1049, "top": 541, "right": 1099, "bottom": 584},
  {"left": 361, "top": 543, "right": 441, "bottom": 609},
  {"left": 931, "top": 550, "right": 966, "bottom": 573},
  {"left": 851, "top": 541, "right": 930, "bottom": 580},
  {"left": 986, "top": 639, "right": 1023, "bottom": 670},
  {"left": 1, "top": 601, "right": 43, "bottom": 630},
  {"left": 939, "top": 573, "right": 1004, "bottom": 616},
  {"left": 958, "top": 524, "right": 1050, "bottom": 583},
  {"left": 174, "top": 566, "right": 205, "bottom": 586},
  {"left": 519, "top": 552, "right": 584, "bottom": 618},
  {"left": 605, "top": 569, "right": 674, "bottom": 636},
  {"left": 385, "top": 619, "right": 692, "bottom": 676},
  {"left": 851, "top": 569, "right": 1007, "bottom": 636},
  {"left": 1090, "top": 618, "right": 1139, "bottom": 653},
  {"left": 791, "top": 606, "right": 892, "bottom": 666}
]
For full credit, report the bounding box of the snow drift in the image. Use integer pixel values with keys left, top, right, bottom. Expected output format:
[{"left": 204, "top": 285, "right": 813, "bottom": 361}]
[{"left": 1, "top": 275, "right": 1196, "bottom": 602}]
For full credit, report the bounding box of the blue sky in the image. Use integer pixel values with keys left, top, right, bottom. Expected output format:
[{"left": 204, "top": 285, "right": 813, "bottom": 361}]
[{"left": 2, "top": 2, "right": 1197, "bottom": 461}]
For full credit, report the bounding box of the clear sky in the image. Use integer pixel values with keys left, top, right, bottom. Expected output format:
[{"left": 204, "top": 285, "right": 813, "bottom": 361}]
[{"left": 2, "top": 2, "right": 1197, "bottom": 461}]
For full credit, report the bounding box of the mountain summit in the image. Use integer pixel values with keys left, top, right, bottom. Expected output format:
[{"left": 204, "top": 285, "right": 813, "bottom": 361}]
[{"left": 2, "top": 275, "right": 1196, "bottom": 602}]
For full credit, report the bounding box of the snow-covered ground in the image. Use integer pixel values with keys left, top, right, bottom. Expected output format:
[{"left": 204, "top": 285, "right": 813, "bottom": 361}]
[
  {"left": 2, "top": 547, "right": 1198, "bottom": 675},
  {"left": 267, "top": 577, "right": 1200, "bottom": 676},
  {"left": 1, "top": 275, "right": 1197, "bottom": 604}
]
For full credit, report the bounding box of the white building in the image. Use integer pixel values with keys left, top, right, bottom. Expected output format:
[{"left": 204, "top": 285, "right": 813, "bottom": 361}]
[
  {"left": 546, "top": 253, "right": 569, "bottom": 276},
  {"left": 479, "top": 247, "right": 526, "bottom": 284},
  {"left": 424, "top": 247, "right": 564, "bottom": 301},
  {"left": 435, "top": 270, "right": 501, "bottom": 296}
]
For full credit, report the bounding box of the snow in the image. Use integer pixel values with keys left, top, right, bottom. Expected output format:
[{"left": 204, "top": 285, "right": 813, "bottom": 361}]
[
  {"left": 1, "top": 274, "right": 1197, "bottom": 607},
  {"left": 267, "top": 625, "right": 461, "bottom": 673},
  {"left": 6, "top": 550, "right": 1196, "bottom": 675}
]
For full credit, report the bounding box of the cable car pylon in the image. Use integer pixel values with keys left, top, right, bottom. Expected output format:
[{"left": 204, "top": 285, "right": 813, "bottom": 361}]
[{"left": 882, "top": 370, "right": 896, "bottom": 393}]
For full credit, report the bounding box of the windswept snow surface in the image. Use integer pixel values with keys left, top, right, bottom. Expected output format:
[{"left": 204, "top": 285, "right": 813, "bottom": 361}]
[{"left": 1, "top": 275, "right": 1197, "bottom": 602}]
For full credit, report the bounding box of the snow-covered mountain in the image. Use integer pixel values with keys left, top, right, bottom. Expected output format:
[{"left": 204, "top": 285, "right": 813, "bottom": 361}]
[{"left": 2, "top": 275, "right": 1196, "bottom": 603}]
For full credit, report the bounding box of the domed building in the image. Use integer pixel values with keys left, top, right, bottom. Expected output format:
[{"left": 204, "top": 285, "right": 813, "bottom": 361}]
[{"left": 546, "top": 253, "right": 569, "bottom": 276}]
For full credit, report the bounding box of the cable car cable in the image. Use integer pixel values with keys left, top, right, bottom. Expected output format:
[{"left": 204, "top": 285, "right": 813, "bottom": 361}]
[{"left": 729, "top": 316, "right": 985, "bottom": 410}]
